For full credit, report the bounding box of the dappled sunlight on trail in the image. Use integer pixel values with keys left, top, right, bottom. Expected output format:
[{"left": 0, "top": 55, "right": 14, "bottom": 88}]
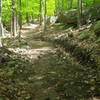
[
  {"left": 9, "top": 47, "right": 54, "bottom": 60},
  {"left": 6, "top": 24, "right": 55, "bottom": 60},
  {"left": 22, "top": 23, "right": 39, "bottom": 29}
]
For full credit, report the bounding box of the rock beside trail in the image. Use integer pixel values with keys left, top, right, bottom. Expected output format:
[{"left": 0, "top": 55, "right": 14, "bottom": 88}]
[
  {"left": 87, "top": 2, "right": 100, "bottom": 21},
  {"left": 57, "top": 9, "right": 77, "bottom": 24},
  {"left": 57, "top": 2, "right": 100, "bottom": 25}
]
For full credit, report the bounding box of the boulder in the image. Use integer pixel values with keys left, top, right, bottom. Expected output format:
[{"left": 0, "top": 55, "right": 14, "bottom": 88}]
[
  {"left": 46, "top": 16, "right": 58, "bottom": 25},
  {"left": 50, "top": 16, "right": 58, "bottom": 24},
  {"left": 87, "top": 2, "right": 100, "bottom": 21},
  {"left": 57, "top": 9, "right": 77, "bottom": 24},
  {"left": 57, "top": 2, "right": 100, "bottom": 25}
]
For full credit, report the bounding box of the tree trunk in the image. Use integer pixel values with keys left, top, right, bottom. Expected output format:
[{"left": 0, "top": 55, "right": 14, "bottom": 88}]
[
  {"left": 62, "top": 0, "right": 64, "bottom": 11},
  {"left": 11, "top": 0, "right": 17, "bottom": 36},
  {"left": 44, "top": 0, "right": 47, "bottom": 33},
  {"left": 69, "top": 0, "right": 73, "bottom": 9},
  {"left": 39, "top": 0, "right": 42, "bottom": 25},
  {"left": 0, "top": 0, "right": 2, "bottom": 47},
  {"left": 77, "top": 0, "right": 82, "bottom": 28},
  {"left": 26, "top": 0, "right": 29, "bottom": 24},
  {"left": 57, "top": 0, "right": 60, "bottom": 13},
  {"left": 31, "top": 13, "right": 34, "bottom": 23},
  {"left": 18, "top": 0, "right": 22, "bottom": 42},
  {"left": 26, "top": 13, "right": 29, "bottom": 23},
  {"left": 19, "top": 0, "right": 22, "bottom": 29},
  {"left": 11, "top": 11, "right": 17, "bottom": 36},
  {"left": 54, "top": 0, "right": 57, "bottom": 15}
]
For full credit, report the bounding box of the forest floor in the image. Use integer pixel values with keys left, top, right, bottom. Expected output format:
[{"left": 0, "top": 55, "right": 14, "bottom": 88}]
[{"left": 0, "top": 23, "right": 100, "bottom": 100}]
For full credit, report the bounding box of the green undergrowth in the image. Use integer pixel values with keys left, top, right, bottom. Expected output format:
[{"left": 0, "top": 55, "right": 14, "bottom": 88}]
[
  {"left": 38, "top": 23, "right": 100, "bottom": 99},
  {"left": 33, "top": 51, "right": 100, "bottom": 100},
  {"left": 0, "top": 47, "right": 35, "bottom": 99},
  {"left": 3, "top": 37, "right": 28, "bottom": 48},
  {"left": 54, "top": 23, "right": 74, "bottom": 30},
  {"left": 95, "top": 38, "right": 100, "bottom": 43},
  {"left": 0, "top": 46, "right": 99, "bottom": 100},
  {"left": 77, "top": 31, "right": 94, "bottom": 41}
]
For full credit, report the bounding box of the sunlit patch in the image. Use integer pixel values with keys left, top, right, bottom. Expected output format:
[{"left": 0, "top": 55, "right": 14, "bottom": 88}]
[
  {"left": 22, "top": 23, "right": 38, "bottom": 29},
  {"left": 8, "top": 47, "right": 53, "bottom": 60}
]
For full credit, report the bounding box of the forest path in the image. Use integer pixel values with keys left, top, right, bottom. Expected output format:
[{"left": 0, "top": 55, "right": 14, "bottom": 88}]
[
  {"left": 9, "top": 23, "right": 55, "bottom": 60},
  {"left": 8, "top": 24, "right": 59, "bottom": 100},
  {"left": 2, "top": 24, "right": 98, "bottom": 100}
]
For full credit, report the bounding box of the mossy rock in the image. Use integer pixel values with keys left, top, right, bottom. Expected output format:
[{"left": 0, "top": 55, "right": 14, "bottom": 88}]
[
  {"left": 57, "top": 9, "right": 87, "bottom": 25},
  {"left": 58, "top": 9, "right": 77, "bottom": 24},
  {"left": 88, "top": 2, "right": 100, "bottom": 21}
]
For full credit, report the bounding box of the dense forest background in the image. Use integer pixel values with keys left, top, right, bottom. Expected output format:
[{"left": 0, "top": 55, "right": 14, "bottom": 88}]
[{"left": 1, "top": 0, "right": 100, "bottom": 30}]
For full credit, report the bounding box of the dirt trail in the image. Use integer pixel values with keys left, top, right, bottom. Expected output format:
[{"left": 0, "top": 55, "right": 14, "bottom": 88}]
[
  {"left": 8, "top": 24, "right": 59, "bottom": 100},
  {"left": 9, "top": 24, "right": 55, "bottom": 60},
  {"left": 1, "top": 24, "right": 98, "bottom": 100}
]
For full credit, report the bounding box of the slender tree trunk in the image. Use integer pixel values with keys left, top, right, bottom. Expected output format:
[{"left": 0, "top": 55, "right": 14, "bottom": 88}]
[
  {"left": 19, "top": 0, "right": 22, "bottom": 29},
  {"left": 0, "top": 0, "right": 2, "bottom": 47},
  {"left": 26, "top": 0, "right": 29, "bottom": 24},
  {"left": 69, "top": 0, "right": 73, "bottom": 9},
  {"left": 44, "top": 0, "right": 47, "bottom": 33},
  {"left": 12, "top": 11, "right": 17, "bottom": 36},
  {"left": 54, "top": 0, "right": 57, "bottom": 15},
  {"left": 39, "top": 0, "right": 42, "bottom": 25},
  {"left": 62, "top": 0, "right": 64, "bottom": 11},
  {"left": 81, "top": 0, "right": 82, "bottom": 15},
  {"left": 26, "top": 13, "right": 29, "bottom": 23},
  {"left": 58, "top": 0, "right": 60, "bottom": 13},
  {"left": 11, "top": 0, "right": 17, "bottom": 36},
  {"left": 31, "top": 13, "right": 34, "bottom": 23},
  {"left": 77, "top": 0, "right": 82, "bottom": 28},
  {"left": 18, "top": 0, "right": 22, "bottom": 42}
]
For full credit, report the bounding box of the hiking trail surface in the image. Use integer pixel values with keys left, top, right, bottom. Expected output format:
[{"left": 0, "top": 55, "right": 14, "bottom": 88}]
[{"left": 0, "top": 23, "right": 99, "bottom": 100}]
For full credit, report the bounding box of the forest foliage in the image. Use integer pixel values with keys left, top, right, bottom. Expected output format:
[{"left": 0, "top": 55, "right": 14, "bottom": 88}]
[{"left": 2, "top": 0, "right": 100, "bottom": 26}]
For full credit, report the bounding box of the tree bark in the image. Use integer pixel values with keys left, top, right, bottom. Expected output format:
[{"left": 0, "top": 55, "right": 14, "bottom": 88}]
[
  {"left": 11, "top": 0, "right": 17, "bottom": 36},
  {"left": 19, "top": 0, "right": 22, "bottom": 29},
  {"left": 44, "top": 0, "right": 47, "bottom": 33},
  {"left": 26, "top": 0, "right": 29, "bottom": 24},
  {"left": 0, "top": 0, "right": 3, "bottom": 47},
  {"left": 62, "top": 0, "right": 64, "bottom": 11},
  {"left": 31, "top": 13, "right": 34, "bottom": 23},
  {"left": 39, "top": 0, "right": 42, "bottom": 25},
  {"left": 18, "top": 0, "right": 22, "bottom": 42},
  {"left": 57, "top": 0, "right": 60, "bottom": 13},
  {"left": 69, "top": 0, "right": 73, "bottom": 9},
  {"left": 77, "top": 0, "right": 82, "bottom": 28},
  {"left": 26, "top": 13, "right": 29, "bottom": 23}
]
